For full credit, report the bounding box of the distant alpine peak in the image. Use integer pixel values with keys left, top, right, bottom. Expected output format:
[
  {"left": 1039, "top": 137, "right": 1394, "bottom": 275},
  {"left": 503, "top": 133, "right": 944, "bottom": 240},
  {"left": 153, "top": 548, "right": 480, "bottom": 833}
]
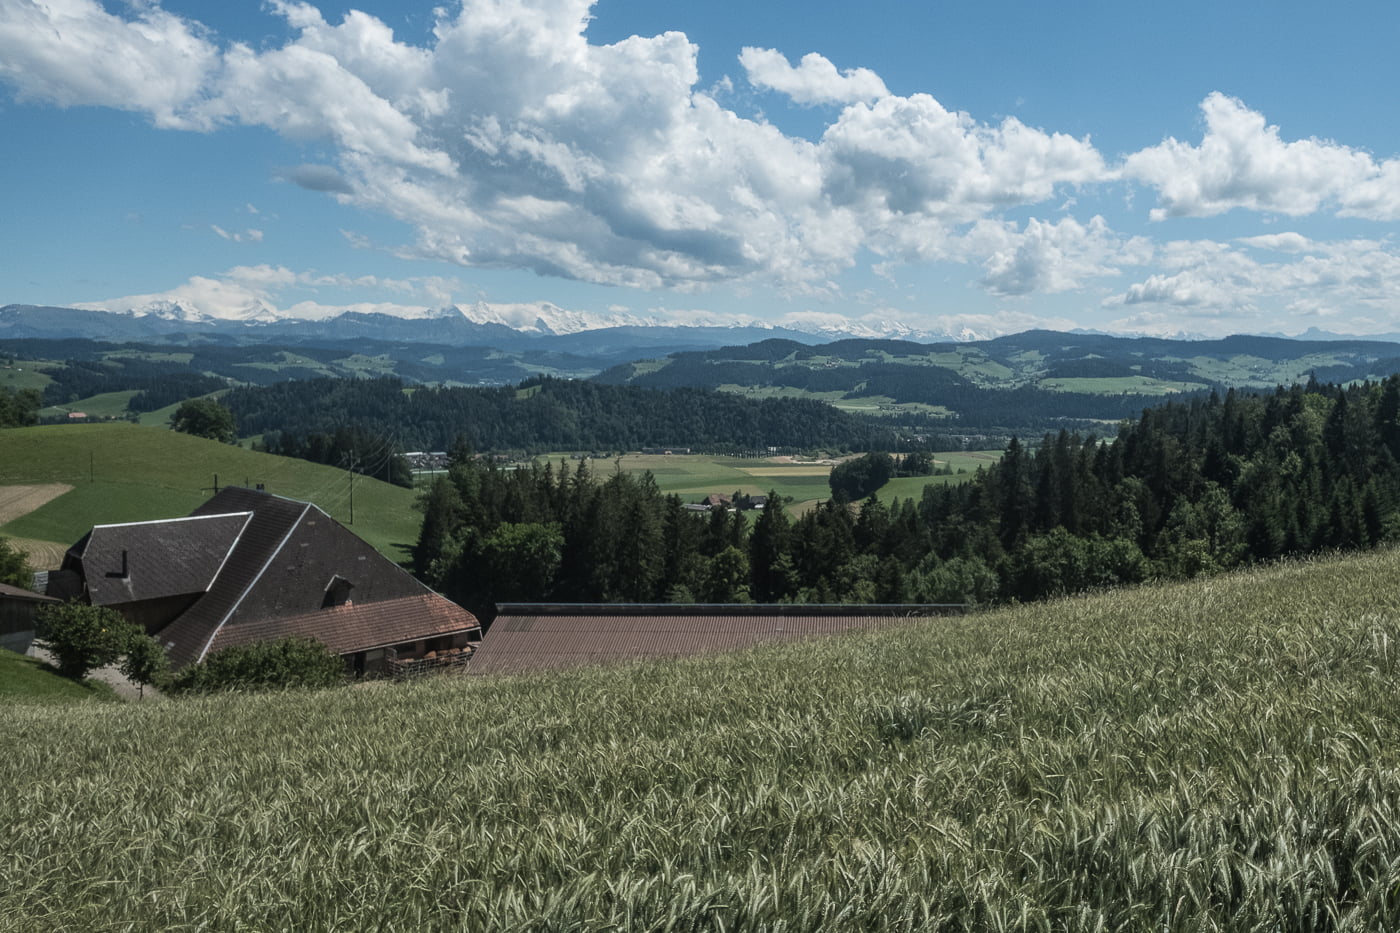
[
  {"left": 79, "top": 295, "right": 281, "bottom": 324},
  {"left": 446, "top": 300, "right": 641, "bottom": 334},
  {"left": 793, "top": 318, "right": 992, "bottom": 343}
]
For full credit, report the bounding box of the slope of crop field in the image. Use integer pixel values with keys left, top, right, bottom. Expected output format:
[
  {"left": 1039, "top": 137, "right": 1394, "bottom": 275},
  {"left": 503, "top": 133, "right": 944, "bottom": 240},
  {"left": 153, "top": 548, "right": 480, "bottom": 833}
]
[
  {"left": 0, "top": 424, "right": 420, "bottom": 564},
  {"left": 6, "top": 549, "right": 1400, "bottom": 929}
]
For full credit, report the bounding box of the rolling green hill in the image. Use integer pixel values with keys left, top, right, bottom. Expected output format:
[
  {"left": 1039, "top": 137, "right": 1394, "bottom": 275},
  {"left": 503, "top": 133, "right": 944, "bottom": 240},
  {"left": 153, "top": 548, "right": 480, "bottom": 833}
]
[
  {"left": 595, "top": 331, "right": 1400, "bottom": 432},
  {"left": 0, "top": 423, "right": 421, "bottom": 564},
  {"left": 4, "top": 548, "right": 1400, "bottom": 927}
]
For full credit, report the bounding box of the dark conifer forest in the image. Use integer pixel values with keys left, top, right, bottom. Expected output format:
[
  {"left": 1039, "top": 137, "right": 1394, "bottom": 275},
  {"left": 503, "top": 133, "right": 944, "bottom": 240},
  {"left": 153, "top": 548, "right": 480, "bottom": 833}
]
[
  {"left": 225, "top": 375, "right": 909, "bottom": 454},
  {"left": 416, "top": 377, "right": 1400, "bottom": 618}
]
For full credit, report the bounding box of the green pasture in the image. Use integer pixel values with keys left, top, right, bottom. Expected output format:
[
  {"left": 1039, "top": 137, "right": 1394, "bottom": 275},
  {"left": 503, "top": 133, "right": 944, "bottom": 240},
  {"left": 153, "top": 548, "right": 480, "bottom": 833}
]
[
  {"left": 103, "top": 349, "right": 194, "bottom": 364},
  {"left": 830, "top": 396, "right": 953, "bottom": 418},
  {"left": 1178, "top": 353, "right": 1349, "bottom": 388},
  {"left": 1037, "top": 375, "right": 1209, "bottom": 395},
  {"left": 715, "top": 384, "right": 850, "bottom": 403},
  {"left": 714, "top": 384, "right": 955, "bottom": 418},
  {"left": 136, "top": 399, "right": 185, "bottom": 427},
  {"left": 944, "top": 352, "right": 1017, "bottom": 383},
  {"left": 610, "top": 453, "right": 836, "bottom": 508},
  {"left": 1, "top": 360, "right": 58, "bottom": 393},
  {"left": 8, "top": 549, "right": 1400, "bottom": 926},
  {"left": 0, "top": 424, "right": 421, "bottom": 564},
  {"left": 38, "top": 389, "right": 139, "bottom": 419},
  {"left": 592, "top": 450, "right": 1000, "bottom": 511},
  {"left": 880, "top": 473, "right": 966, "bottom": 501},
  {"left": 938, "top": 449, "right": 1004, "bottom": 471},
  {"left": 336, "top": 354, "right": 399, "bottom": 377}
]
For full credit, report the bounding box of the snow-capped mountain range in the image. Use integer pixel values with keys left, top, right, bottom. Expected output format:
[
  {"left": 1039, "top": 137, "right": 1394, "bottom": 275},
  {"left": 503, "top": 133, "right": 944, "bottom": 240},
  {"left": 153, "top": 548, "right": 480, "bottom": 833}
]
[
  {"left": 10, "top": 299, "right": 1392, "bottom": 349},
  {"left": 63, "top": 294, "right": 996, "bottom": 341}
]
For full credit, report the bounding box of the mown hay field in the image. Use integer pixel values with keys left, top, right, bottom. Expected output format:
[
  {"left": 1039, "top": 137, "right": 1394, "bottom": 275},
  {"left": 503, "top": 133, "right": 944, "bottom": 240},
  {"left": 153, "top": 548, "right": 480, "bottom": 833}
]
[
  {"left": 7, "top": 549, "right": 1400, "bottom": 929},
  {"left": 603, "top": 451, "right": 999, "bottom": 512}
]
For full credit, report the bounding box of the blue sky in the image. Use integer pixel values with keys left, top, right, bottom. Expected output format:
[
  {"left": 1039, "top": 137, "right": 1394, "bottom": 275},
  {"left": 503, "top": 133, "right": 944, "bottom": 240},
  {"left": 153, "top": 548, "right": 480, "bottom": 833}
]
[{"left": 2, "top": 0, "right": 1399, "bottom": 337}]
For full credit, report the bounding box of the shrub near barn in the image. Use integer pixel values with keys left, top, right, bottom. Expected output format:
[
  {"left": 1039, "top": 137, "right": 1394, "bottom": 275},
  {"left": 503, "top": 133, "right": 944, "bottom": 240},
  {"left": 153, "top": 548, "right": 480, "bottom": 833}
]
[
  {"left": 166, "top": 636, "right": 346, "bottom": 694},
  {"left": 34, "top": 603, "right": 139, "bottom": 680}
]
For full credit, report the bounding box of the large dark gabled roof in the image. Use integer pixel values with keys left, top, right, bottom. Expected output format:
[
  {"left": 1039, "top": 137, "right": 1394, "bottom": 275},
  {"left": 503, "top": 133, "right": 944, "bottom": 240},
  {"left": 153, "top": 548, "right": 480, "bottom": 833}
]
[
  {"left": 156, "top": 489, "right": 311, "bottom": 667},
  {"left": 154, "top": 487, "right": 479, "bottom": 668},
  {"left": 74, "top": 513, "right": 251, "bottom": 607}
]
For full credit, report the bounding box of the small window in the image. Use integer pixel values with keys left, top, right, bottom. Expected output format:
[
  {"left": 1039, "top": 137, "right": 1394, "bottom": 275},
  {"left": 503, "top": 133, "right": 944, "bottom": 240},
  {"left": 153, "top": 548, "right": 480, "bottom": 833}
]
[{"left": 322, "top": 575, "right": 354, "bottom": 608}]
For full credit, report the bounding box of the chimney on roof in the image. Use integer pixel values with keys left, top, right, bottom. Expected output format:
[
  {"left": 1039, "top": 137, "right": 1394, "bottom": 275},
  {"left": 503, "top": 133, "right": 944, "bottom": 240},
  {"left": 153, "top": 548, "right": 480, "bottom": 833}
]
[{"left": 106, "top": 549, "right": 129, "bottom": 580}]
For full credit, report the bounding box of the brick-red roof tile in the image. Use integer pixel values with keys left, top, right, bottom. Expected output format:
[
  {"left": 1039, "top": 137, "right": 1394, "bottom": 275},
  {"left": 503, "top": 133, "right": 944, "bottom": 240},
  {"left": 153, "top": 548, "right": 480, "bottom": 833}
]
[{"left": 208, "top": 593, "right": 479, "bottom": 657}]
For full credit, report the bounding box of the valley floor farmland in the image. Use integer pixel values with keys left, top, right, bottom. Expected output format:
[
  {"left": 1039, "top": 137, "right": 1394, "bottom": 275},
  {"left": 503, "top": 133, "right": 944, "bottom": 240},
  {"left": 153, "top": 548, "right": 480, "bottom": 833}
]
[
  {"left": 591, "top": 450, "right": 1000, "bottom": 512},
  {"left": 7, "top": 548, "right": 1400, "bottom": 928}
]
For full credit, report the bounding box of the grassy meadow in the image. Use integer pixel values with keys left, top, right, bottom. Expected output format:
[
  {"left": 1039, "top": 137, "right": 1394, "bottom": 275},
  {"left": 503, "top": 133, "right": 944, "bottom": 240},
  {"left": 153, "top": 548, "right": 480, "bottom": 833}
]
[
  {"left": 1, "top": 359, "right": 56, "bottom": 393},
  {"left": 0, "top": 423, "right": 422, "bottom": 564},
  {"left": 37, "top": 388, "right": 139, "bottom": 420},
  {"left": 7, "top": 549, "right": 1400, "bottom": 928}
]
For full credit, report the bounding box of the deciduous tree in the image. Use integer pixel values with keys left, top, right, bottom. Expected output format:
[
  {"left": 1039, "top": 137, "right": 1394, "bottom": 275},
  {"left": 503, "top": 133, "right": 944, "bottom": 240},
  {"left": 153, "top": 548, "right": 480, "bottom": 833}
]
[{"left": 170, "top": 397, "right": 237, "bottom": 444}]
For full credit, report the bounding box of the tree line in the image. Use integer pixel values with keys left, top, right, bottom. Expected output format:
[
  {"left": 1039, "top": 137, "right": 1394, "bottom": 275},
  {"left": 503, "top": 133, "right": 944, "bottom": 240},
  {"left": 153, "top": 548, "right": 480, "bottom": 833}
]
[
  {"left": 38, "top": 357, "right": 226, "bottom": 411},
  {"left": 416, "top": 376, "right": 1400, "bottom": 616},
  {"left": 225, "top": 375, "right": 906, "bottom": 454}
]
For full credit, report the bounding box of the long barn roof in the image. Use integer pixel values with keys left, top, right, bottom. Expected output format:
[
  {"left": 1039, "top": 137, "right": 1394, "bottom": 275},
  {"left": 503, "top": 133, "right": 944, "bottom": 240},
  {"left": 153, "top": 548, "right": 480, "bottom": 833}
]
[{"left": 468, "top": 603, "right": 962, "bottom": 675}]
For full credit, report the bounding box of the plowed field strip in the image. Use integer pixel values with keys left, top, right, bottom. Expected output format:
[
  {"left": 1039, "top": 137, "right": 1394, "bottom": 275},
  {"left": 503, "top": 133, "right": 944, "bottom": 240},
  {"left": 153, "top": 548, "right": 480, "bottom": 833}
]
[
  {"left": 5, "top": 538, "right": 66, "bottom": 571},
  {"left": 0, "top": 484, "right": 72, "bottom": 526}
]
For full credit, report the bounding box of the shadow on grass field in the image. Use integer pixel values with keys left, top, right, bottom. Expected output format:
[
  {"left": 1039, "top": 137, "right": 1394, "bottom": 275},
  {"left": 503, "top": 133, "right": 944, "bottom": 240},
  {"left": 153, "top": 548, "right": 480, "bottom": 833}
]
[{"left": 0, "top": 648, "right": 117, "bottom": 704}]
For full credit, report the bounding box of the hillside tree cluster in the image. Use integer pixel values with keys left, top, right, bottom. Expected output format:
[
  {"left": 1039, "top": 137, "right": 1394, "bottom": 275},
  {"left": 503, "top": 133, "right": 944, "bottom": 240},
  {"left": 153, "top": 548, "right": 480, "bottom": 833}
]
[{"left": 0, "top": 386, "right": 40, "bottom": 427}]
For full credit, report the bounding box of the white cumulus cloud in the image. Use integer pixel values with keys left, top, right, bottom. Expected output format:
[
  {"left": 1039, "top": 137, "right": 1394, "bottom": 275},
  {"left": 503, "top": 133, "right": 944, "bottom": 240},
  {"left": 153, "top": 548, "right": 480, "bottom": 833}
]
[
  {"left": 9, "top": 0, "right": 1400, "bottom": 327},
  {"left": 1110, "top": 237, "right": 1400, "bottom": 330},
  {"left": 1124, "top": 92, "right": 1400, "bottom": 221},
  {"left": 0, "top": 0, "right": 1117, "bottom": 299},
  {"left": 739, "top": 48, "right": 888, "bottom": 105}
]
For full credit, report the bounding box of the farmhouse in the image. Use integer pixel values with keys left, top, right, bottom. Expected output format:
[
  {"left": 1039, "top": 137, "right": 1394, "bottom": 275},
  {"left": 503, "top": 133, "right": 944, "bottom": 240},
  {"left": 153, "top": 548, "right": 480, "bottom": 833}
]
[
  {"left": 50, "top": 487, "right": 480, "bottom": 674},
  {"left": 0, "top": 581, "right": 59, "bottom": 655}
]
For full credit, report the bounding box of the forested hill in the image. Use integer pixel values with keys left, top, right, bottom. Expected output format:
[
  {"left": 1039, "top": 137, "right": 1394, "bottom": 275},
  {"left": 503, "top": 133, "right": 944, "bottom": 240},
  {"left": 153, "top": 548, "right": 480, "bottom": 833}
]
[
  {"left": 224, "top": 376, "right": 907, "bottom": 454},
  {"left": 593, "top": 330, "right": 1400, "bottom": 431},
  {"left": 411, "top": 376, "right": 1400, "bottom": 614}
]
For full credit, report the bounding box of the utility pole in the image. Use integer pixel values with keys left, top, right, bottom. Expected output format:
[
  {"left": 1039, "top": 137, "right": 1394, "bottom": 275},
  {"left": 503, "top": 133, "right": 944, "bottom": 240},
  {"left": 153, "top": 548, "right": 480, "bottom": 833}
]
[{"left": 345, "top": 456, "right": 357, "bottom": 525}]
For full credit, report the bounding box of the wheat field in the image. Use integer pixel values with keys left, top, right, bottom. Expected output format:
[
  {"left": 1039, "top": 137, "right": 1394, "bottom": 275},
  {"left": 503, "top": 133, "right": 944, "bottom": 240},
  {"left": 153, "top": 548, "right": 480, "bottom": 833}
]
[{"left": 5, "top": 549, "right": 1400, "bottom": 930}]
